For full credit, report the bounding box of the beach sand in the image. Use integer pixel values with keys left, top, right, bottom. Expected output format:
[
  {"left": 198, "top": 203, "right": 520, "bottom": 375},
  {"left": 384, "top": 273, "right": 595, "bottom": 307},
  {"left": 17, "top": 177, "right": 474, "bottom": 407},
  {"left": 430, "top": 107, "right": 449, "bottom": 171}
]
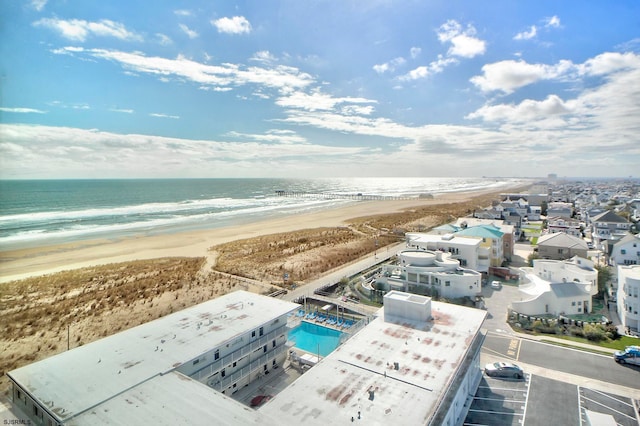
[{"left": 0, "top": 187, "right": 511, "bottom": 283}]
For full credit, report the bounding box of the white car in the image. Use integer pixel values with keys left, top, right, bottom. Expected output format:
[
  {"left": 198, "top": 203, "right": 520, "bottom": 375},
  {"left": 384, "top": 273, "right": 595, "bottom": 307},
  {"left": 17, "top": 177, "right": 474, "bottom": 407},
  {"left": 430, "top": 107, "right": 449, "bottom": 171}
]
[{"left": 491, "top": 281, "right": 502, "bottom": 290}]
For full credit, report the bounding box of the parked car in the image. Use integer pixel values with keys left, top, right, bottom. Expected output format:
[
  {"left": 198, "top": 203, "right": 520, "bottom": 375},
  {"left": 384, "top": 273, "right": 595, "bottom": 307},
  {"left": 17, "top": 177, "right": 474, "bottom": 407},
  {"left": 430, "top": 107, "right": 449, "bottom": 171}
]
[
  {"left": 485, "top": 362, "right": 524, "bottom": 379},
  {"left": 613, "top": 346, "right": 640, "bottom": 365},
  {"left": 491, "top": 281, "right": 502, "bottom": 290}
]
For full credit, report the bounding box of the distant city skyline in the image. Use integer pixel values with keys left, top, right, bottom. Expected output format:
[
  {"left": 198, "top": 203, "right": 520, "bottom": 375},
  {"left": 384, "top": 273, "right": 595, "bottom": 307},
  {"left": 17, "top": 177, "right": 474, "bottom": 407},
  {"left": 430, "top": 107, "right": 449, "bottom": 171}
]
[{"left": 1, "top": 1, "right": 639, "bottom": 179}]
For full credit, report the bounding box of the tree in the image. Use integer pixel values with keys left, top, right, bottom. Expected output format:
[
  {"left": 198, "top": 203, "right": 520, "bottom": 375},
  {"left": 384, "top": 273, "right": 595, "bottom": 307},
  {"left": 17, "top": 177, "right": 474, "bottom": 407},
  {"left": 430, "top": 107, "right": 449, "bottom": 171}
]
[
  {"left": 594, "top": 265, "right": 612, "bottom": 297},
  {"left": 527, "top": 252, "right": 540, "bottom": 267}
]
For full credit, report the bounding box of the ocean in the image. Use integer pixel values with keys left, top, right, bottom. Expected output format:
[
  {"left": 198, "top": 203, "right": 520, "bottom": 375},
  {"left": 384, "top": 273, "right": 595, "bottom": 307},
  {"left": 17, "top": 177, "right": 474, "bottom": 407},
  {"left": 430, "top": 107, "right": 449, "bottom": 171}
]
[{"left": 0, "top": 177, "right": 522, "bottom": 251}]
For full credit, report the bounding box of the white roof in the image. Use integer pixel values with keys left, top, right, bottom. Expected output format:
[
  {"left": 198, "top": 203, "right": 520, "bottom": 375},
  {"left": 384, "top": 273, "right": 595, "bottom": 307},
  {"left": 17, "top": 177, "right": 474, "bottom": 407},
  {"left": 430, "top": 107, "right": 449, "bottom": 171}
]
[
  {"left": 261, "top": 300, "right": 486, "bottom": 425},
  {"left": 408, "top": 233, "right": 481, "bottom": 246},
  {"left": 8, "top": 291, "right": 298, "bottom": 422},
  {"left": 73, "top": 372, "right": 275, "bottom": 426}
]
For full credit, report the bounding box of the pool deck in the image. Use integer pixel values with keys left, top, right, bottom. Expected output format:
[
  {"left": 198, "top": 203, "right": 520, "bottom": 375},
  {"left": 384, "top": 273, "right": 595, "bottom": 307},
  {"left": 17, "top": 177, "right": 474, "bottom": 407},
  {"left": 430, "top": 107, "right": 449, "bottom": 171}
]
[{"left": 291, "top": 307, "right": 361, "bottom": 332}]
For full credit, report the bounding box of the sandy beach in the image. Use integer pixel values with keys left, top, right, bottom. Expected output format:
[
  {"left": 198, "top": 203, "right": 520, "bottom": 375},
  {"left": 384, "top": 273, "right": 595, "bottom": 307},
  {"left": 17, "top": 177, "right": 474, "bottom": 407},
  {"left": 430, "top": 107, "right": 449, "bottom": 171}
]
[{"left": 0, "top": 187, "right": 511, "bottom": 283}]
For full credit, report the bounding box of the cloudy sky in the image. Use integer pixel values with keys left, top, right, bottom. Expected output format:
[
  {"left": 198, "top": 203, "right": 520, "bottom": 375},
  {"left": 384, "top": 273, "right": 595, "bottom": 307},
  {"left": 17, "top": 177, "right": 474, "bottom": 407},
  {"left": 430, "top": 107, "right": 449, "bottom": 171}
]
[{"left": 1, "top": 1, "right": 639, "bottom": 179}]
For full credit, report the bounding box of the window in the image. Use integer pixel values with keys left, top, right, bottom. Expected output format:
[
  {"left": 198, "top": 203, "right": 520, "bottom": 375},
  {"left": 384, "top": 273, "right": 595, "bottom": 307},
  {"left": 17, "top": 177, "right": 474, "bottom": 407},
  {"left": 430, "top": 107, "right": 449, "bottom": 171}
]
[
  {"left": 621, "top": 249, "right": 626, "bottom": 255},
  {"left": 233, "top": 361, "right": 237, "bottom": 368},
  {"left": 272, "top": 339, "right": 276, "bottom": 348},
  {"left": 578, "top": 301, "right": 582, "bottom": 306},
  {"left": 263, "top": 345, "right": 267, "bottom": 353},
  {"left": 193, "top": 359, "right": 200, "bottom": 366},
  {"left": 259, "top": 327, "right": 264, "bottom": 337},
  {"left": 558, "top": 248, "right": 564, "bottom": 254},
  {"left": 252, "top": 330, "right": 256, "bottom": 338},
  {"left": 445, "top": 281, "right": 451, "bottom": 287},
  {"left": 221, "top": 369, "right": 226, "bottom": 378},
  {"left": 214, "top": 350, "right": 219, "bottom": 361},
  {"left": 571, "top": 301, "right": 576, "bottom": 306}
]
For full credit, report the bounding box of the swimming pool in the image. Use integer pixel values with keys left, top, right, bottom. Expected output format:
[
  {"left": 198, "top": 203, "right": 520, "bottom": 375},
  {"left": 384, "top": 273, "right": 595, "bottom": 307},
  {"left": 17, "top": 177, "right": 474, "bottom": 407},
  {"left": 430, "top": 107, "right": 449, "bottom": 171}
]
[{"left": 288, "top": 321, "right": 345, "bottom": 357}]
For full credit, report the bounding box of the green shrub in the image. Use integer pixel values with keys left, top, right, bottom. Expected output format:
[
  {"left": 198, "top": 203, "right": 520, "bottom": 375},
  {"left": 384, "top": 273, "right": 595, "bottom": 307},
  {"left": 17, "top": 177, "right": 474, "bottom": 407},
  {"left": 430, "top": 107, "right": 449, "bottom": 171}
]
[
  {"left": 569, "top": 326, "right": 585, "bottom": 338},
  {"left": 583, "top": 323, "right": 606, "bottom": 342}
]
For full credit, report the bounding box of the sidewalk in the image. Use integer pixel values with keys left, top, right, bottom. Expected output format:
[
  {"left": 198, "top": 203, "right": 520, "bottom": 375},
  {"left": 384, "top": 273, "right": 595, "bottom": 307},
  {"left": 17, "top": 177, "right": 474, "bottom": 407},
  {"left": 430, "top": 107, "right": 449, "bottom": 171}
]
[{"left": 512, "top": 331, "right": 618, "bottom": 354}]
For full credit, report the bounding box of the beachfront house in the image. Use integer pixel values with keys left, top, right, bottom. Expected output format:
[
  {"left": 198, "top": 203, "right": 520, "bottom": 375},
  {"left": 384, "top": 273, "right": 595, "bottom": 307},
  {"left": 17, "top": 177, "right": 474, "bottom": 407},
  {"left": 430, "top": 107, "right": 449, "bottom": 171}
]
[
  {"left": 406, "top": 232, "right": 480, "bottom": 270},
  {"left": 511, "top": 257, "right": 598, "bottom": 316},
  {"left": 376, "top": 249, "right": 482, "bottom": 299},
  {"left": 453, "top": 224, "right": 505, "bottom": 269}
]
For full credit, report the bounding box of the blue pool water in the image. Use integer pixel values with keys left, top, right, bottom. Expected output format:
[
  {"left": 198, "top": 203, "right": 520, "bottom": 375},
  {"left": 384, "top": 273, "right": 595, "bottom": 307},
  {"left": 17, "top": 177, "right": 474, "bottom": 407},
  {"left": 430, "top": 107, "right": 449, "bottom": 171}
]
[{"left": 288, "top": 321, "right": 345, "bottom": 357}]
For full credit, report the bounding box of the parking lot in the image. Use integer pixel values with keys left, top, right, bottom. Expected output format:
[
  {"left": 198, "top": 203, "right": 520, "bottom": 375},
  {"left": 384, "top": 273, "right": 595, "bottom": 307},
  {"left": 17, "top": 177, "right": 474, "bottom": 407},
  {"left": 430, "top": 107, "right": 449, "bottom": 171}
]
[
  {"left": 465, "top": 374, "right": 530, "bottom": 426},
  {"left": 580, "top": 387, "right": 639, "bottom": 426}
]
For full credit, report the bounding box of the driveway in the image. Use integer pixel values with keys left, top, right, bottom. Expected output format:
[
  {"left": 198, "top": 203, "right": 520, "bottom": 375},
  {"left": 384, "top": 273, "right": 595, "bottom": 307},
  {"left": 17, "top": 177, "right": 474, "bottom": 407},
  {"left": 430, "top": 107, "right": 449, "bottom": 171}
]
[{"left": 481, "top": 281, "right": 521, "bottom": 335}]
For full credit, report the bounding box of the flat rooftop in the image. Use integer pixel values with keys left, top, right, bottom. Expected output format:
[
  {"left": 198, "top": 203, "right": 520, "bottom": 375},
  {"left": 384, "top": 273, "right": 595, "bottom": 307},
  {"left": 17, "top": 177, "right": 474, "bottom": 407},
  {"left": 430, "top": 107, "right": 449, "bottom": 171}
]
[
  {"left": 8, "top": 290, "right": 298, "bottom": 422},
  {"left": 409, "top": 234, "right": 481, "bottom": 246},
  {"left": 260, "top": 299, "right": 486, "bottom": 425}
]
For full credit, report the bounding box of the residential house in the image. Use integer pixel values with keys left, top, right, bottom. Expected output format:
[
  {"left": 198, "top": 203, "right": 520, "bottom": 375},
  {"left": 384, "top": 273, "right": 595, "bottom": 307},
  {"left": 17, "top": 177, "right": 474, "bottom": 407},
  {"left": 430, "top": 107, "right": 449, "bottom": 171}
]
[
  {"left": 536, "top": 233, "right": 589, "bottom": 260},
  {"left": 511, "top": 257, "right": 598, "bottom": 316},
  {"left": 406, "top": 233, "right": 480, "bottom": 270},
  {"left": 590, "top": 210, "right": 631, "bottom": 253},
  {"left": 547, "top": 216, "right": 582, "bottom": 238},
  {"left": 616, "top": 265, "right": 640, "bottom": 334},
  {"left": 610, "top": 234, "right": 640, "bottom": 266},
  {"left": 453, "top": 218, "right": 515, "bottom": 262},
  {"left": 376, "top": 250, "right": 482, "bottom": 299},
  {"left": 547, "top": 201, "right": 573, "bottom": 218},
  {"left": 454, "top": 224, "right": 505, "bottom": 270}
]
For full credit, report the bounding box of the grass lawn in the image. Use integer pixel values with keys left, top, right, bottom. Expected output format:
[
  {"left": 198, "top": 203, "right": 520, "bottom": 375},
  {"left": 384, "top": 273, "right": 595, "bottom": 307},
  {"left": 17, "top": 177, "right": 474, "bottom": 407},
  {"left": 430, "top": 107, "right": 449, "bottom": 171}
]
[{"left": 541, "top": 333, "right": 639, "bottom": 351}]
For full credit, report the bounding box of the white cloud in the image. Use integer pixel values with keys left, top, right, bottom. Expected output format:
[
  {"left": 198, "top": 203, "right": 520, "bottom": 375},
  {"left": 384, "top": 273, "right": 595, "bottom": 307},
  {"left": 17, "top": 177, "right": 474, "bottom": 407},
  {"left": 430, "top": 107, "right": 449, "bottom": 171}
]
[
  {"left": 0, "top": 107, "right": 46, "bottom": 114},
  {"left": 470, "top": 59, "right": 574, "bottom": 93},
  {"left": 109, "top": 108, "right": 134, "bottom": 114},
  {"left": 545, "top": 15, "right": 561, "bottom": 28},
  {"left": 156, "top": 33, "right": 173, "bottom": 45},
  {"left": 56, "top": 47, "right": 315, "bottom": 93},
  {"left": 410, "top": 47, "right": 421, "bottom": 59},
  {"left": 437, "top": 20, "right": 486, "bottom": 58},
  {"left": 0, "top": 124, "right": 365, "bottom": 178},
  {"left": 579, "top": 51, "right": 640, "bottom": 76},
  {"left": 149, "top": 113, "right": 180, "bottom": 119},
  {"left": 398, "top": 55, "right": 457, "bottom": 81},
  {"left": 211, "top": 16, "right": 252, "bottom": 34},
  {"left": 514, "top": 25, "right": 537, "bottom": 41},
  {"left": 466, "top": 95, "right": 572, "bottom": 122},
  {"left": 179, "top": 24, "right": 198, "bottom": 39},
  {"left": 276, "top": 90, "right": 377, "bottom": 112},
  {"left": 471, "top": 52, "right": 640, "bottom": 94},
  {"left": 226, "top": 129, "right": 308, "bottom": 144},
  {"left": 30, "top": 0, "right": 47, "bottom": 12},
  {"left": 373, "top": 57, "right": 405, "bottom": 74},
  {"left": 33, "top": 18, "right": 141, "bottom": 42},
  {"left": 251, "top": 50, "right": 277, "bottom": 63},
  {"left": 174, "top": 9, "right": 192, "bottom": 17}
]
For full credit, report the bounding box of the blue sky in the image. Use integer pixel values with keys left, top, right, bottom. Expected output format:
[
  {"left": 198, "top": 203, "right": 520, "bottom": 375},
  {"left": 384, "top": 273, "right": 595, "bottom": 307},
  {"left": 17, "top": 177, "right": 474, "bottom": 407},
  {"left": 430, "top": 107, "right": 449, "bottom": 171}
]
[{"left": 1, "top": 1, "right": 639, "bottom": 179}]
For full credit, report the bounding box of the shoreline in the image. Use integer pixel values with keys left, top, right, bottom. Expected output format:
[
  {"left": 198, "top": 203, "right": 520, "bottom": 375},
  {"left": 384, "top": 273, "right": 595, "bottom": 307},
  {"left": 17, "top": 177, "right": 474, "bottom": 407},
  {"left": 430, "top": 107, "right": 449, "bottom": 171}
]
[{"left": 0, "top": 185, "right": 523, "bottom": 283}]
